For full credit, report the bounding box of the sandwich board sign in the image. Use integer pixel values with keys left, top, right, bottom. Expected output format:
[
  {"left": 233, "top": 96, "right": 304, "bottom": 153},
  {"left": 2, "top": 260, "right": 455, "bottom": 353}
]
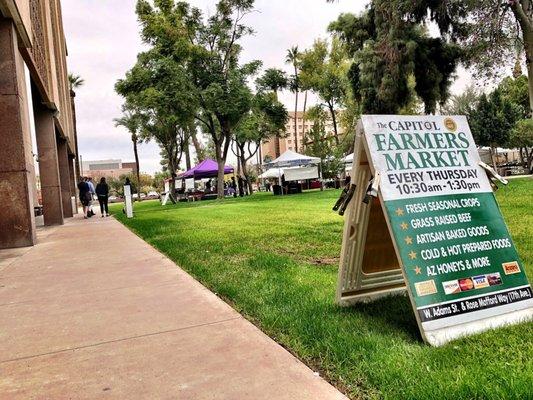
[{"left": 337, "top": 115, "right": 533, "bottom": 346}]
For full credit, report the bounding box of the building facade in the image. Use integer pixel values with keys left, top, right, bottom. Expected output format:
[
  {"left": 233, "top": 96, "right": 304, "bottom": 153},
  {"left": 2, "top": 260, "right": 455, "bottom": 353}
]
[
  {"left": 82, "top": 159, "right": 137, "bottom": 180},
  {"left": 261, "top": 111, "right": 343, "bottom": 161},
  {"left": 0, "top": 0, "right": 78, "bottom": 248}
]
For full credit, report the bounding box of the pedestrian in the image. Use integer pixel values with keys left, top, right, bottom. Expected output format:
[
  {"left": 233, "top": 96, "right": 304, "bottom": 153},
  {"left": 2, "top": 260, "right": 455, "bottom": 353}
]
[
  {"left": 238, "top": 176, "right": 244, "bottom": 197},
  {"left": 231, "top": 177, "right": 237, "bottom": 198},
  {"left": 96, "top": 177, "right": 110, "bottom": 217},
  {"left": 87, "top": 177, "right": 96, "bottom": 216},
  {"left": 77, "top": 177, "right": 91, "bottom": 219}
]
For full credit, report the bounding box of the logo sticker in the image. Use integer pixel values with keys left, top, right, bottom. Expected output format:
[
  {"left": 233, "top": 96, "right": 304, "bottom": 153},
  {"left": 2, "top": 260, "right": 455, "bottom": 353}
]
[
  {"left": 415, "top": 280, "right": 438, "bottom": 297},
  {"left": 502, "top": 261, "right": 521, "bottom": 275},
  {"left": 472, "top": 275, "right": 489, "bottom": 289},
  {"left": 444, "top": 117, "right": 457, "bottom": 132},
  {"left": 487, "top": 273, "right": 503, "bottom": 286},
  {"left": 442, "top": 280, "right": 461, "bottom": 295},
  {"left": 458, "top": 278, "right": 475, "bottom": 292}
]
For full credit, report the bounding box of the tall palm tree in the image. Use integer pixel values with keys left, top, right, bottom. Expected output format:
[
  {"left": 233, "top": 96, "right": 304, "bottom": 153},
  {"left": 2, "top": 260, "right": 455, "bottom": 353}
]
[
  {"left": 286, "top": 46, "right": 300, "bottom": 153},
  {"left": 114, "top": 110, "right": 142, "bottom": 201},
  {"left": 68, "top": 73, "right": 84, "bottom": 182},
  {"left": 68, "top": 74, "right": 85, "bottom": 91}
]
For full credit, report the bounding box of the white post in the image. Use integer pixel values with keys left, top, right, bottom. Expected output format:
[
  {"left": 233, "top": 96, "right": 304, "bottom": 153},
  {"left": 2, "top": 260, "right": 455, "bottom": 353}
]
[{"left": 124, "top": 185, "right": 133, "bottom": 218}]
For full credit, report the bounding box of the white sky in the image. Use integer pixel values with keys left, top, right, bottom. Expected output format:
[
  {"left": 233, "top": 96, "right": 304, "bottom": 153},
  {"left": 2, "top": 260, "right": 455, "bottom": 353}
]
[{"left": 62, "top": 0, "right": 473, "bottom": 174}]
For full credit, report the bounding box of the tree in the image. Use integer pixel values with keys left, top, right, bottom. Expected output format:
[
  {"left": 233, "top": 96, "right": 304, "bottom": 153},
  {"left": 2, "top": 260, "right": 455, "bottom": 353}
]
[
  {"left": 383, "top": 0, "right": 533, "bottom": 117},
  {"left": 256, "top": 68, "right": 288, "bottom": 158},
  {"left": 299, "top": 38, "right": 349, "bottom": 144},
  {"left": 470, "top": 89, "right": 522, "bottom": 165},
  {"left": 68, "top": 74, "right": 85, "bottom": 91},
  {"left": 286, "top": 46, "right": 301, "bottom": 152},
  {"left": 499, "top": 75, "right": 531, "bottom": 119},
  {"left": 441, "top": 85, "right": 481, "bottom": 117},
  {"left": 178, "top": 0, "right": 260, "bottom": 199},
  {"left": 233, "top": 92, "right": 288, "bottom": 192},
  {"left": 115, "top": 47, "right": 197, "bottom": 202},
  {"left": 508, "top": 119, "right": 533, "bottom": 170},
  {"left": 152, "top": 171, "right": 171, "bottom": 192},
  {"left": 304, "top": 105, "right": 343, "bottom": 179},
  {"left": 121, "top": 0, "right": 259, "bottom": 200},
  {"left": 328, "top": 3, "right": 461, "bottom": 115},
  {"left": 256, "top": 68, "right": 288, "bottom": 98},
  {"left": 68, "top": 73, "right": 84, "bottom": 182},
  {"left": 114, "top": 108, "right": 142, "bottom": 201}
]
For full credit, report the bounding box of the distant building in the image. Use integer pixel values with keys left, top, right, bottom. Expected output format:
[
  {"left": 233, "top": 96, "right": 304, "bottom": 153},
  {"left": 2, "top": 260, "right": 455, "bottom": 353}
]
[
  {"left": 261, "top": 111, "right": 344, "bottom": 161},
  {"left": 82, "top": 159, "right": 137, "bottom": 180}
]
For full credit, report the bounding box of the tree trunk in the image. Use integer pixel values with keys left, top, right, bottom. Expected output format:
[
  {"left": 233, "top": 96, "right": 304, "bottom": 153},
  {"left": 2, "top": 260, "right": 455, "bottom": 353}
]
[
  {"left": 512, "top": 2, "right": 533, "bottom": 117},
  {"left": 133, "top": 138, "right": 142, "bottom": 202},
  {"left": 191, "top": 130, "right": 204, "bottom": 160},
  {"left": 294, "top": 92, "right": 299, "bottom": 153},
  {"left": 238, "top": 144, "right": 253, "bottom": 195},
  {"left": 216, "top": 156, "right": 225, "bottom": 199},
  {"left": 302, "top": 91, "right": 308, "bottom": 150},
  {"left": 525, "top": 35, "right": 533, "bottom": 118},
  {"left": 490, "top": 145, "right": 498, "bottom": 171},
  {"left": 328, "top": 102, "right": 340, "bottom": 145},
  {"left": 273, "top": 89, "right": 281, "bottom": 157},
  {"left": 69, "top": 91, "right": 81, "bottom": 183},
  {"left": 184, "top": 137, "right": 192, "bottom": 170}
]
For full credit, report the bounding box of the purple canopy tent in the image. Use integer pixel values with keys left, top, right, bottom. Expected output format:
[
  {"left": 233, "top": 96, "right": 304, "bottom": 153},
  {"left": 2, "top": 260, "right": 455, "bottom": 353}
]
[{"left": 178, "top": 159, "right": 234, "bottom": 179}]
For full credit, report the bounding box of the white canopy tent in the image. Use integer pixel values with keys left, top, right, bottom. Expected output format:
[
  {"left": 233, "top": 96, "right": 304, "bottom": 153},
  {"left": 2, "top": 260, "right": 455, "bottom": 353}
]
[
  {"left": 342, "top": 153, "right": 354, "bottom": 164},
  {"left": 259, "top": 166, "right": 319, "bottom": 181},
  {"left": 265, "top": 150, "right": 321, "bottom": 168},
  {"left": 342, "top": 153, "right": 356, "bottom": 175},
  {"left": 258, "top": 168, "right": 284, "bottom": 179},
  {"left": 262, "top": 150, "right": 321, "bottom": 194}
]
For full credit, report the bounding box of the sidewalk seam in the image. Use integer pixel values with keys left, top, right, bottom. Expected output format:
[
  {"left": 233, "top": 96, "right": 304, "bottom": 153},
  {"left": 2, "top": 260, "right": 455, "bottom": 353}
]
[{"left": 0, "top": 316, "right": 240, "bottom": 364}]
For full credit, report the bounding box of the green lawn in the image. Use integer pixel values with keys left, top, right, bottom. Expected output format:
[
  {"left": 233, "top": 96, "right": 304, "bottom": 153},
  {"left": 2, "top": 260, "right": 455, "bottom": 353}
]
[{"left": 111, "top": 178, "right": 533, "bottom": 400}]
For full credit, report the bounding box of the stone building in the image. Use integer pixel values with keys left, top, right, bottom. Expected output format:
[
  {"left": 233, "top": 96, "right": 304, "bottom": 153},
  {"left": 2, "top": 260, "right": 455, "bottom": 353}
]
[
  {"left": 0, "top": 0, "right": 78, "bottom": 248},
  {"left": 261, "top": 111, "right": 343, "bottom": 161}
]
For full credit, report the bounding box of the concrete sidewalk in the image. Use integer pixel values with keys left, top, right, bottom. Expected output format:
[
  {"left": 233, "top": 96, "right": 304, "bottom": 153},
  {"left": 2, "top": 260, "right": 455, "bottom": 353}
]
[{"left": 0, "top": 216, "right": 347, "bottom": 399}]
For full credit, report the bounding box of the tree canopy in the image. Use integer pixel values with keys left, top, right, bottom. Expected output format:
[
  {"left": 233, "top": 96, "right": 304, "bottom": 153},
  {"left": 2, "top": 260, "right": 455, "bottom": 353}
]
[
  {"left": 117, "top": 0, "right": 261, "bottom": 198},
  {"left": 329, "top": 2, "right": 462, "bottom": 114}
]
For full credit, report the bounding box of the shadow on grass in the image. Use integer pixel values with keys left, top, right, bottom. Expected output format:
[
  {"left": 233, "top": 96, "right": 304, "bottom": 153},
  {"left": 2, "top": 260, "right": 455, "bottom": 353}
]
[{"left": 336, "top": 295, "right": 422, "bottom": 342}]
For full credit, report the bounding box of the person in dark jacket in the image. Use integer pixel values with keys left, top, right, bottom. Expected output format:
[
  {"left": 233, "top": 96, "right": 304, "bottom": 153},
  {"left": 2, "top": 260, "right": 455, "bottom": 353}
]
[
  {"left": 231, "top": 177, "right": 237, "bottom": 198},
  {"left": 77, "top": 177, "right": 91, "bottom": 219},
  {"left": 237, "top": 176, "right": 244, "bottom": 197},
  {"left": 95, "top": 177, "right": 110, "bottom": 217}
]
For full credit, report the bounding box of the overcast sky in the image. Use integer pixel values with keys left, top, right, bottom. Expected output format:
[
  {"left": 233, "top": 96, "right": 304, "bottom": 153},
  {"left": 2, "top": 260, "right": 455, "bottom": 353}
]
[{"left": 62, "top": 0, "right": 471, "bottom": 175}]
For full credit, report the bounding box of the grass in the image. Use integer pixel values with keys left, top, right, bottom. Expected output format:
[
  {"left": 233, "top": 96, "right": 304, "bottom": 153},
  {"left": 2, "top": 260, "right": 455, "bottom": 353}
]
[{"left": 111, "top": 178, "right": 533, "bottom": 400}]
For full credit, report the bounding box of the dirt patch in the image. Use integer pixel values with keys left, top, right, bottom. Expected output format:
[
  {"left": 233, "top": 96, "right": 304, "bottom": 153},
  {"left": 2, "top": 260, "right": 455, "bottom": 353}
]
[{"left": 310, "top": 257, "right": 339, "bottom": 266}]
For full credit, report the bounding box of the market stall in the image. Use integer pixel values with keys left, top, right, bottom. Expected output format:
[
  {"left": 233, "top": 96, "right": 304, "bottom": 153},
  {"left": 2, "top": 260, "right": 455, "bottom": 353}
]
[
  {"left": 176, "top": 159, "right": 234, "bottom": 200},
  {"left": 262, "top": 150, "right": 321, "bottom": 194}
]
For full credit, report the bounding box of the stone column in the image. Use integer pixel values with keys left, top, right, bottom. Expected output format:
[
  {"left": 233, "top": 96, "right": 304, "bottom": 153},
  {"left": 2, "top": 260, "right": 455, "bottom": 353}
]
[
  {"left": 34, "top": 103, "right": 64, "bottom": 226},
  {"left": 0, "top": 18, "right": 37, "bottom": 248},
  {"left": 69, "top": 155, "right": 78, "bottom": 214},
  {"left": 57, "top": 139, "right": 73, "bottom": 218}
]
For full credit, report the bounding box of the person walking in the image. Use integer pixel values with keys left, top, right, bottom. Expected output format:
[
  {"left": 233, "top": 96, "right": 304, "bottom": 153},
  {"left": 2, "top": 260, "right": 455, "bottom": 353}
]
[
  {"left": 231, "top": 177, "right": 237, "bottom": 198},
  {"left": 237, "top": 176, "right": 244, "bottom": 197},
  {"left": 96, "top": 177, "right": 110, "bottom": 217},
  {"left": 87, "top": 177, "right": 96, "bottom": 216},
  {"left": 77, "top": 177, "right": 91, "bottom": 219}
]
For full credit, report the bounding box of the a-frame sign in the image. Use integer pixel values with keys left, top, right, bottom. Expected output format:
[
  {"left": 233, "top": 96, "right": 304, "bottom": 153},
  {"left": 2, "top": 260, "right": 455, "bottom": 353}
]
[{"left": 337, "top": 115, "right": 533, "bottom": 346}]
